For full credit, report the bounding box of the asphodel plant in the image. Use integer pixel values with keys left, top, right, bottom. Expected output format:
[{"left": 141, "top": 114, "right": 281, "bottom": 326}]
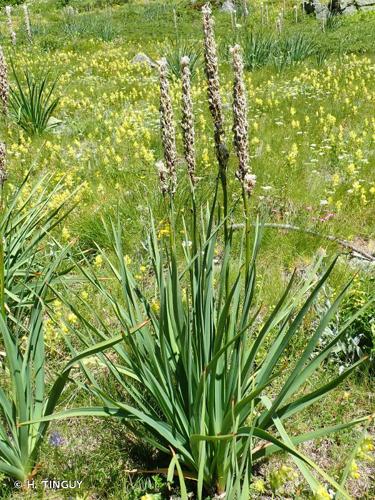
[
  {"left": 1, "top": 168, "right": 77, "bottom": 324},
  {"left": 0, "top": 140, "right": 87, "bottom": 480},
  {"left": 0, "top": 297, "right": 62, "bottom": 481},
  {"left": 0, "top": 47, "right": 73, "bottom": 321},
  {"left": 0, "top": 288, "right": 148, "bottom": 481},
  {"left": 30, "top": 5, "right": 373, "bottom": 499},
  {"left": 9, "top": 62, "right": 60, "bottom": 136},
  {"left": 0, "top": 149, "right": 146, "bottom": 480},
  {"left": 44, "top": 209, "right": 371, "bottom": 499}
]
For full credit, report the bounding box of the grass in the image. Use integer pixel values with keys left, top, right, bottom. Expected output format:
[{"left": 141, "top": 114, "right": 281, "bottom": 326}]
[{"left": 0, "top": 0, "right": 374, "bottom": 498}]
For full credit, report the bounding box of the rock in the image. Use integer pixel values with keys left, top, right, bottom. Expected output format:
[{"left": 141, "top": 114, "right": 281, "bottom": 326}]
[
  {"left": 221, "top": 0, "right": 236, "bottom": 13},
  {"left": 303, "top": 0, "right": 375, "bottom": 16},
  {"left": 131, "top": 53, "right": 157, "bottom": 68},
  {"left": 304, "top": 0, "right": 330, "bottom": 18},
  {"left": 338, "top": 0, "right": 350, "bottom": 8},
  {"left": 314, "top": 0, "right": 330, "bottom": 18},
  {"left": 348, "top": 257, "right": 375, "bottom": 271},
  {"left": 340, "top": 0, "right": 375, "bottom": 14},
  {"left": 346, "top": 237, "right": 375, "bottom": 270},
  {"left": 342, "top": 4, "right": 357, "bottom": 12},
  {"left": 355, "top": 0, "right": 375, "bottom": 6}
]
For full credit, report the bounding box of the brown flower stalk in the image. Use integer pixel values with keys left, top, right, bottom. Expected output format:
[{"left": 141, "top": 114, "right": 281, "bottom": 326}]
[
  {"left": 23, "top": 4, "right": 32, "bottom": 43},
  {"left": 0, "top": 46, "right": 9, "bottom": 115},
  {"left": 231, "top": 44, "right": 255, "bottom": 196},
  {"left": 155, "top": 160, "right": 169, "bottom": 196},
  {"left": 159, "top": 58, "right": 177, "bottom": 195},
  {"left": 5, "top": 6, "right": 16, "bottom": 46},
  {"left": 202, "top": 3, "right": 228, "bottom": 172},
  {"left": 180, "top": 56, "right": 196, "bottom": 186},
  {"left": 0, "top": 142, "right": 7, "bottom": 188},
  {"left": 243, "top": 171, "right": 257, "bottom": 195},
  {"left": 231, "top": 44, "right": 255, "bottom": 271}
]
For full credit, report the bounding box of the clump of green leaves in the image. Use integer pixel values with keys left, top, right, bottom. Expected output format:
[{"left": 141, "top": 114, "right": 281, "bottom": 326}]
[
  {"left": 0, "top": 302, "right": 55, "bottom": 481},
  {"left": 338, "top": 277, "right": 374, "bottom": 365},
  {"left": 46, "top": 208, "right": 372, "bottom": 499},
  {"left": 0, "top": 293, "right": 129, "bottom": 482},
  {"left": 241, "top": 32, "right": 317, "bottom": 72},
  {"left": 323, "top": 12, "right": 342, "bottom": 32},
  {"left": 242, "top": 31, "right": 275, "bottom": 71},
  {"left": 164, "top": 42, "right": 201, "bottom": 80},
  {"left": 0, "top": 166, "right": 81, "bottom": 481},
  {"left": 318, "top": 276, "right": 375, "bottom": 370},
  {"left": 9, "top": 65, "right": 60, "bottom": 135},
  {"left": 278, "top": 33, "right": 317, "bottom": 64},
  {"left": 2, "top": 171, "right": 76, "bottom": 323}
]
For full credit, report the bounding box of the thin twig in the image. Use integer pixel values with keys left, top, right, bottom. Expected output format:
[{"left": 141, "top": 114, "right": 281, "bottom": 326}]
[{"left": 231, "top": 222, "right": 375, "bottom": 262}]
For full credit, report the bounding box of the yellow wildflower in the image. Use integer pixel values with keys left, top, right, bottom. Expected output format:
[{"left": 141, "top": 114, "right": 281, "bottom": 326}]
[{"left": 94, "top": 255, "right": 103, "bottom": 269}]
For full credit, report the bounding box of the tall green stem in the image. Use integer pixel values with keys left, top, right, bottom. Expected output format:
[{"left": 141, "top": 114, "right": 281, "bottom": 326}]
[
  {"left": 0, "top": 236, "right": 5, "bottom": 320},
  {"left": 191, "top": 184, "right": 197, "bottom": 257},
  {"left": 0, "top": 183, "right": 5, "bottom": 320},
  {"left": 242, "top": 189, "right": 251, "bottom": 282},
  {"left": 168, "top": 195, "right": 176, "bottom": 256},
  {"left": 217, "top": 144, "right": 229, "bottom": 244},
  {"left": 220, "top": 168, "right": 228, "bottom": 242}
]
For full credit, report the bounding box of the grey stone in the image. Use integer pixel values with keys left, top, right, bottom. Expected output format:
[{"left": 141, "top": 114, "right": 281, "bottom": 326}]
[
  {"left": 314, "top": 0, "right": 330, "bottom": 18},
  {"left": 305, "top": 0, "right": 330, "bottom": 18},
  {"left": 341, "top": 4, "right": 357, "bottom": 12},
  {"left": 131, "top": 53, "right": 157, "bottom": 68},
  {"left": 348, "top": 257, "right": 375, "bottom": 271},
  {"left": 338, "top": 0, "right": 351, "bottom": 8},
  {"left": 303, "top": 0, "right": 375, "bottom": 16},
  {"left": 355, "top": 0, "right": 375, "bottom": 6}
]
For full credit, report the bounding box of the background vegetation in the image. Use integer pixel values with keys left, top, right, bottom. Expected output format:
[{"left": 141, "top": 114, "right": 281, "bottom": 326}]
[{"left": 0, "top": 0, "right": 373, "bottom": 498}]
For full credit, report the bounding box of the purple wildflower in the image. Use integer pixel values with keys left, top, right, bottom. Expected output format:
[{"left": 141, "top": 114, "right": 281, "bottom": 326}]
[{"left": 49, "top": 431, "right": 64, "bottom": 447}]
